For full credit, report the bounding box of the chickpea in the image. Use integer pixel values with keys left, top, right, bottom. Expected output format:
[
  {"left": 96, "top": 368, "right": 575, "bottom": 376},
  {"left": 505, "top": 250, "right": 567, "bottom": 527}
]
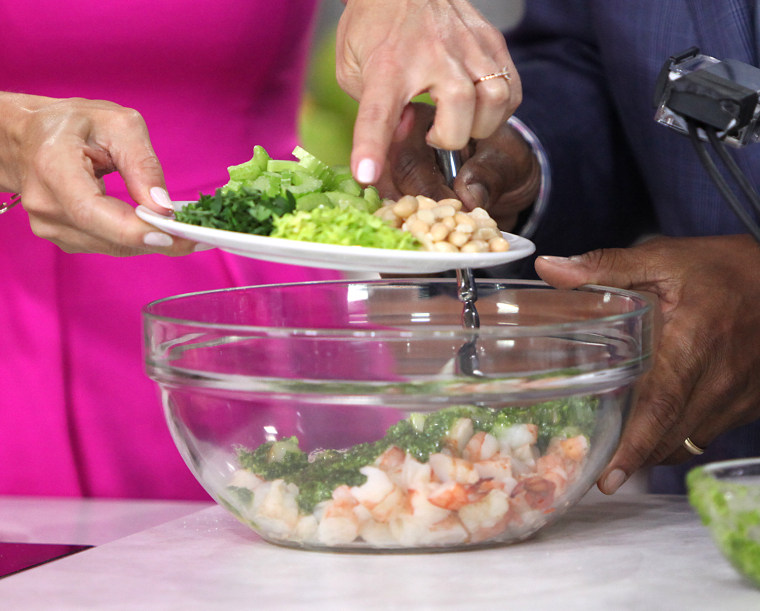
[
  {"left": 392, "top": 195, "right": 418, "bottom": 219},
  {"left": 473, "top": 227, "right": 500, "bottom": 241},
  {"left": 416, "top": 195, "right": 437, "bottom": 210},
  {"left": 448, "top": 231, "right": 470, "bottom": 248},
  {"left": 460, "top": 240, "right": 488, "bottom": 253},
  {"left": 404, "top": 218, "right": 430, "bottom": 236},
  {"left": 416, "top": 208, "right": 437, "bottom": 226},
  {"left": 438, "top": 198, "right": 463, "bottom": 211},
  {"left": 429, "top": 221, "right": 451, "bottom": 242},
  {"left": 377, "top": 194, "right": 507, "bottom": 254},
  {"left": 434, "top": 204, "right": 456, "bottom": 219},
  {"left": 489, "top": 237, "right": 510, "bottom": 252},
  {"left": 432, "top": 241, "right": 458, "bottom": 253}
]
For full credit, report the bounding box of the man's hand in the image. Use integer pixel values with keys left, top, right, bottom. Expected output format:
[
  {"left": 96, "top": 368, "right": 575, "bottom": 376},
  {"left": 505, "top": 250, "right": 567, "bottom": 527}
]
[
  {"left": 535, "top": 235, "right": 760, "bottom": 493},
  {"left": 376, "top": 103, "right": 539, "bottom": 231}
]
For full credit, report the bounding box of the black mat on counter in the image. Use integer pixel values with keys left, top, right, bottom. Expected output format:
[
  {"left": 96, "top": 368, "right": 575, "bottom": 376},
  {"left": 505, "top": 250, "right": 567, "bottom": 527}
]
[{"left": 0, "top": 542, "right": 92, "bottom": 578}]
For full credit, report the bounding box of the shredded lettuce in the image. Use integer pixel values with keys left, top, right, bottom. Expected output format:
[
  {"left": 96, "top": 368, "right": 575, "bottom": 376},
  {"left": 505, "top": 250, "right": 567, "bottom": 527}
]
[{"left": 271, "top": 205, "right": 420, "bottom": 250}]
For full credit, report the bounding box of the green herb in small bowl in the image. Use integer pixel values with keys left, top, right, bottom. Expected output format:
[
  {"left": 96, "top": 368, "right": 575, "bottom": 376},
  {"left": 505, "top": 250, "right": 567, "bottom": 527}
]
[{"left": 687, "top": 457, "right": 760, "bottom": 588}]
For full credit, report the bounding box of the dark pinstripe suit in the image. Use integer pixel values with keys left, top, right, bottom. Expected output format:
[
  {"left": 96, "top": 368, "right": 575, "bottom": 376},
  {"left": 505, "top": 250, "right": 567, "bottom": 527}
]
[{"left": 504, "top": 0, "right": 760, "bottom": 492}]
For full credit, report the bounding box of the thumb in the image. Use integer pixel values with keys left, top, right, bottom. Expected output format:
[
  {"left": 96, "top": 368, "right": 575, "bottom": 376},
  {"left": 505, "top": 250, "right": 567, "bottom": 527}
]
[{"left": 535, "top": 248, "right": 649, "bottom": 290}]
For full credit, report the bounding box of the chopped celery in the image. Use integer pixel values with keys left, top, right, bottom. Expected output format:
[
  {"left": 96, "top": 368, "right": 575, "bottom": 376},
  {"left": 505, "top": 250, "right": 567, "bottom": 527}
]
[
  {"left": 295, "top": 192, "right": 331, "bottom": 211},
  {"left": 181, "top": 145, "right": 398, "bottom": 243},
  {"left": 324, "top": 191, "right": 373, "bottom": 212},
  {"left": 337, "top": 177, "right": 362, "bottom": 197},
  {"left": 227, "top": 145, "right": 270, "bottom": 184},
  {"left": 362, "top": 185, "right": 382, "bottom": 212}
]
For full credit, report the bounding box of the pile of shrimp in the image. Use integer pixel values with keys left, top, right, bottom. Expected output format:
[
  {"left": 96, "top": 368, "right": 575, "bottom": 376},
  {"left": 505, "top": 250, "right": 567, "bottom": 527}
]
[{"left": 227, "top": 419, "right": 589, "bottom": 549}]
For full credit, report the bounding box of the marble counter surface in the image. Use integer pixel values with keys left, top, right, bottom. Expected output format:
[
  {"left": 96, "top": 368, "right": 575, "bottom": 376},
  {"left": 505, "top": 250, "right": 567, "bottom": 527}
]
[
  {"left": 1, "top": 492, "right": 759, "bottom": 610},
  {"left": 0, "top": 495, "right": 210, "bottom": 546}
]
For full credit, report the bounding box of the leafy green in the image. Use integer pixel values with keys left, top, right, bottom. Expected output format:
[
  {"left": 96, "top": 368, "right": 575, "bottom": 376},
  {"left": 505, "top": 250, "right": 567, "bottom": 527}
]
[
  {"left": 176, "top": 145, "right": 392, "bottom": 240},
  {"left": 174, "top": 187, "right": 295, "bottom": 235}
]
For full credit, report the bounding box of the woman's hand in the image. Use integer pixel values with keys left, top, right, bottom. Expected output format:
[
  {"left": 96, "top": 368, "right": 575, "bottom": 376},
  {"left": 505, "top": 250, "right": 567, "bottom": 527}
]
[
  {"left": 376, "top": 103, "right": 539, "bottom": 231},
  {"left": 535, "top": 235, "right": 760, "bottom": 494},
  {"left": 1, "top": 94, "right": 195, "bottom": 256},
  {"left": 336, "top": 0, "right": 520, "bottom": 185}
]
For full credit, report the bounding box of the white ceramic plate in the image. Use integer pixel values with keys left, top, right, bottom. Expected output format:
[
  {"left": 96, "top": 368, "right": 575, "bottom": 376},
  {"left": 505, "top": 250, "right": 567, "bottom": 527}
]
[{"left": 136, "top": 203, "right": 536, "bottom": 274}]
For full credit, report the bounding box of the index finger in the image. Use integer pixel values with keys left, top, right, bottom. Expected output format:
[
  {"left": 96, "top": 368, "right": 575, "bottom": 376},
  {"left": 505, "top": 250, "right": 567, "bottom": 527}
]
[{"left": 349, "top": 73, "right": 412, "bottom": 185}]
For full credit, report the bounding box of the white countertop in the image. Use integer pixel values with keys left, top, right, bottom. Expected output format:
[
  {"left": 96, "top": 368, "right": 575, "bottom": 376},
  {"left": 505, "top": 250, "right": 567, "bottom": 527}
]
[{"left": 1, "top": 492, "right": 759, "bottom": 610}]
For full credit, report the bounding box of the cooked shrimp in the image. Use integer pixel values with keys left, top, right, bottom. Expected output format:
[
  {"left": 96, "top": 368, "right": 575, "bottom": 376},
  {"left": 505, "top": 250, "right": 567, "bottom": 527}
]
[
  {"left": 473, "top": 454, "right": 514, "bottom": 482},
  {"left": 458, "top": 488, "right": 510, "bottom": 540},
  {"left": 536, "top": 453, "right": 570, "bottom": 496},
  {"left": 351, "top": 466, "right": 404, "bottom": 523},
  {"left": 462, "top": 431, "right": 499, "bottom": 462},
  {"left": 427, "top": 480, "right": 470, "bottom": 511},
  {"left": 374, "top": 445, "right": 406, "bottom": 472},
  {"left": 399, "top": 455, "right": 433, "bottom": 492},
  {"left": 249, "top": 479, "right": 300, "bottom": 539},
  {"left": 429, "top": 453, "right": 479, "bottom": 484},
  {"left": 443, "top": 417, "right": 475, "bottom": 455},
  {"left": 228, "top": 469, "right": 263, "bottom": 493},
  {"left": 316, "top": 485, "right": 360, "bottom": 546},
  {"left": 510, "top": 476, "right": 556, "bottom": 511}
]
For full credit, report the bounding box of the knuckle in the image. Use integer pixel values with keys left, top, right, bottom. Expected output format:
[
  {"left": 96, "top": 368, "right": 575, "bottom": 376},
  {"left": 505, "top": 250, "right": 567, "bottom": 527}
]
[
  {"left": 357, "top": 100, "right": 397, "bottom": 131},
  {"left": 476, "top": 80, "right": 511, "bottom": 109},
  {"left": 439, "top": 79, "right": 476, "bottom": 106},
  {"left": 647, "top": 392, "right": 683, "bottom": 433}
]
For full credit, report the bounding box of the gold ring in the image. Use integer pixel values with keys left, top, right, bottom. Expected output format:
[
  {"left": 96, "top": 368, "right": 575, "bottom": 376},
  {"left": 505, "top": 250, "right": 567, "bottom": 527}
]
[
  {"left": 0, "top": 193, "right": 21, "bottom": 215},
  {"left": 683, "top": 437, "right": 705, "bottom": 456},
  {"left": 475, "top": 67, "right": 511, "bottom": 84}
]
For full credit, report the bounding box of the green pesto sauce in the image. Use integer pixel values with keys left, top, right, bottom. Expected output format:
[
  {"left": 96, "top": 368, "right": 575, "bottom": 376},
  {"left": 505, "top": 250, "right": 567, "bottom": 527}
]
[
  {"left": 237, "top": 398, "right": 598, "bottom": 514},
  {"left": 687, "top": 467, "right": 760, "bottom": 588}
]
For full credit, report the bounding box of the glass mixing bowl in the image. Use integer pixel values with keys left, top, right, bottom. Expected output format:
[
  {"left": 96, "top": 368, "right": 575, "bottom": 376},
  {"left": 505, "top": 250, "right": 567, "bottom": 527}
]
[
  {"left": 143, "top": 279, "right": 652, "bottom": 551},
  {"left": 688, "top": 458, "right": 760, "bottom": 588}
]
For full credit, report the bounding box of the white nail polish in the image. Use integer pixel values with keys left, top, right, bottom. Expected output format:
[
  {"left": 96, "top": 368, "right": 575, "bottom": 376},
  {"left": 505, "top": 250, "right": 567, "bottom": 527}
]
[
  {"left": 144, "top": 231, "right": 174, "bottom": 247},
  {"left": 150, "top": 186, "right": 173, "bottom": 210},
  {"left": 193, "top": 242, "right": 214, "bottom": 252},
  {"left": 356, "top": 159, "right": 377, "bottom": 184}
]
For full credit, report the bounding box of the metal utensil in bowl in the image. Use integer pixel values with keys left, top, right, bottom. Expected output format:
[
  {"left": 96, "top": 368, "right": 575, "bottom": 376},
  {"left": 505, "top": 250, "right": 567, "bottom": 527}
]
[{"left": 434, "top": 148, "right": 483, "bottom": 378}]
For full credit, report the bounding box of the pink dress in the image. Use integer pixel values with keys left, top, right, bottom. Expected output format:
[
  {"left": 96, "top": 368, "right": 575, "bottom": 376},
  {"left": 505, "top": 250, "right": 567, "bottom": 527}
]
[{"left": 0, "top": 0, "right": 340, "bottom": 499}]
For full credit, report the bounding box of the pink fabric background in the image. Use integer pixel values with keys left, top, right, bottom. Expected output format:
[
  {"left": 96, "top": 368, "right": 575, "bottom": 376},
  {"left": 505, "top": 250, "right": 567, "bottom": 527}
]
[{"left": 0, "top": 0, "right": 340, "bottom": 499}]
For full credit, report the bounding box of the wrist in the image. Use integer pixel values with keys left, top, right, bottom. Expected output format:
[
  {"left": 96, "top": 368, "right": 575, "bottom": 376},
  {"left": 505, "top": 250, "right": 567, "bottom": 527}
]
[{"left": 0, "top": 93, "right": 51, "bottom": 191}]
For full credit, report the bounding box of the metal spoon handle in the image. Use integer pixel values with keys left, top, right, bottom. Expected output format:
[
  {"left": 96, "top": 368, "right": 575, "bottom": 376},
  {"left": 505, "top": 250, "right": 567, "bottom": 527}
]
[
  {"left": 434, "top": 148, "right": 480, "bottom": 331},
  {"left": 435, "top": 148, "right": 462, "bottom": 187}
]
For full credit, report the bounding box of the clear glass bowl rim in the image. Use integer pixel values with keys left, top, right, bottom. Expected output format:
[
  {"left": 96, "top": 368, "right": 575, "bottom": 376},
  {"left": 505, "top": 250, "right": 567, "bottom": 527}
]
[
  {"left": 142, "top": 278, "right": 654, "bottom": 339},
  {"left": 698, "top": 456, "right": 760, "bottom": 480}
]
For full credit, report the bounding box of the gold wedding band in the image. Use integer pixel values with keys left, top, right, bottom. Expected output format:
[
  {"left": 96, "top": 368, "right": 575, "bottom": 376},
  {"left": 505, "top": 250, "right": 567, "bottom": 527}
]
[
  {"left": 683, "top": 437, "right": 705, "bottom": 456},
  {"left": 0, "top": 193, "right": 21, "bottom": 215},
  {"left": 475, "top": 67, "right": 511, "bottom": 84}
]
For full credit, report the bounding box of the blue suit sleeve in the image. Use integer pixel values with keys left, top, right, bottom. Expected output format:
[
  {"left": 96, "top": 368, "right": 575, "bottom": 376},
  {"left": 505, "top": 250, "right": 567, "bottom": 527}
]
[{"left": 485, "top": 0, "right": 656, "bottom": 279}]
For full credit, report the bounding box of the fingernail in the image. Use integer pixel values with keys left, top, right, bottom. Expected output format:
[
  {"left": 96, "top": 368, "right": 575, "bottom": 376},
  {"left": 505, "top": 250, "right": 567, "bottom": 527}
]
[
  {"left": 356, "top": 159, "right": 377, "bottom": 184},
  {"left": 466, "top": 183, "right": 488, "bottom": 207},
  {"left": 193, "top": 242, "right": 214, "bottom": 252},
  {"left": 603, "top": 468, "right": 627, "bottom": 494},
  {"left": 149, "top": 186, "right": 173, "bottom": 210},
  {"left": 144, "top": 231, "right": 174, "bottom": 247},
  {"left": 538, "top": 255, "right": 575, "bottom": 266}
]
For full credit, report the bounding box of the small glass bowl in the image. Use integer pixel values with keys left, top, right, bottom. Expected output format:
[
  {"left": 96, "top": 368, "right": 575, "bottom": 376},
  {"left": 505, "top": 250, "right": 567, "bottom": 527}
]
[
  {"left": 143, "top": 278, "right": 652, "bottom": 552},
  {"left": 688, "top": 457, "right": 760, "bottom": 587}
]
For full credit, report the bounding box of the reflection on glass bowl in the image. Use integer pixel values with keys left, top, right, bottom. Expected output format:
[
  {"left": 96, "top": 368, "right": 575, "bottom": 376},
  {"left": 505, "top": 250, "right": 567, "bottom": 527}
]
[{"left": 143, "top": 279, "right": 653, "bottom": 552}]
